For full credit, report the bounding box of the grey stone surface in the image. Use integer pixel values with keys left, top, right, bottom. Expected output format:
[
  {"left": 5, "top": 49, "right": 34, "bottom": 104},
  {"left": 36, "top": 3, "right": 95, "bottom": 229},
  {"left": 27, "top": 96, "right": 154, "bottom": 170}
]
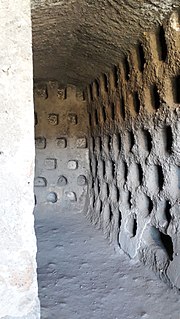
[
  {"left": 0, "top": 0, "right": 39, "bottom": 317},
  {"left": 34, "top": 83, "right": 89, "bottom": 212},
  {"left": 86, "top": 11, "right": 180, "bottom": 289},
  {"left": 31, "top": 0, "right": 179, "bottom": 87}
]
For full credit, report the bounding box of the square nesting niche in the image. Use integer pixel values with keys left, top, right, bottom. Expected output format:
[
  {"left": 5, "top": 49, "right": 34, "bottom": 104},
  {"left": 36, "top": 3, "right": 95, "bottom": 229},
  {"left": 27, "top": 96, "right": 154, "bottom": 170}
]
[
  {"left": 56, "top": 137, "right": 67, "bottom": 149},
  {"left": 48, "top": 113, "right": 59, "bottom": 126},
  {"left": 44, "top": 158, "right": 57, "bottom": 170},
  {"left": 76, "top": 137, "right": 87, "bottom": 149},
  {"left": 67, "top": 160, "right": 78, "bottom": 170}
]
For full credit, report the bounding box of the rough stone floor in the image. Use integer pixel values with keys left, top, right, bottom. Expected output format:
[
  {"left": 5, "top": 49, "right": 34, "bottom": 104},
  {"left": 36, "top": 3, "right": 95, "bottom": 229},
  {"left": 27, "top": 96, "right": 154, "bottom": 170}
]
[{"left": 35, "top": 209, "right": 180, "bottom": 319}]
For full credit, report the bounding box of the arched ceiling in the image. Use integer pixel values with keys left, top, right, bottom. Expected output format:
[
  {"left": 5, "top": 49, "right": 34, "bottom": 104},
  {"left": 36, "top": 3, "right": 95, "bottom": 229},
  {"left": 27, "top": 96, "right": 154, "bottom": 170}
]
[{"left": 31, "top": 0, "right": 179, "bottom": 88}]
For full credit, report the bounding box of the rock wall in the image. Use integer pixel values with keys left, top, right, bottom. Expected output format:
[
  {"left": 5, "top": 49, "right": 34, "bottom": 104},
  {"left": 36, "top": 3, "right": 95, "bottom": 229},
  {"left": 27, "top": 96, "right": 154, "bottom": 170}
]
[
  {"left": 0, "top": 0, "right": 39, "bottom": 318},
  {"left": 34, "top": 83, "right": 89, "bottom": 213},
  {"left": 86, "top": 11, "right": 180, "bottom": 289}
]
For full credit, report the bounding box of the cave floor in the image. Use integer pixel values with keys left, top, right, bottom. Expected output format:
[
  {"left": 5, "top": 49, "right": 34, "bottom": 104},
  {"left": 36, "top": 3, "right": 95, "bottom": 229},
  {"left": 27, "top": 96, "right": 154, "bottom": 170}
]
[{"left": 35, "top": 209, "right": 180, "bottom": 319}]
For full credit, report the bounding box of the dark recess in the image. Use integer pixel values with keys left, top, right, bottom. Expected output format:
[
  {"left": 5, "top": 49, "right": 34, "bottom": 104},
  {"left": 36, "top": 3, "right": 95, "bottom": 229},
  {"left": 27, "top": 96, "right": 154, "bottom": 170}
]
[
  {"left": 157, "top": 25, "right": 167, "bottom": 62},
  {"left": 165, "top": 126, "right": 173, "bottom": 153},
  {"left": 150, "top": 84, "right": 161, "bottom": 110},
  {"left": 134, "top": 91, "right": 141, "bottom": 114},
  {"left": 160, "top": 232, "right": 173, "bottom": 261},
  {"left": 133, "top": 217, "right": 137, "bottom": 237},
  {"left": 165, "top": 201, "right": 171, "bottom": 224},
  {"left": 129, "top": 130, "right": 135, "bottom": 151},
  {"left": 124, "top": 56, "right": 130, "bottom": 81},
  {"left": 124, "top": 161, "right": 128, "bottom": 182},
  {"left": 143, "top": 129, "right": 152, "bottom": 153},
  {"left": 138, "top": 163, "right": 143, "bottom": 185},
  {"left": 172, "top": 75, "right": 180, "bottom": 104},
  {"left": 102, "top": 105, "right": 107, "bottom": 122},
  {"left": 137, "top": 43, "right": 146, "bottom": 72},
  {"left": 157, "top": 165, "right": 164, "bottom": 191},
  {"left": 95, "top": 79, "right": 100, "bottom": 97},
  {"left": 113, "top": 65, "right": 119, "bottom": 88}
]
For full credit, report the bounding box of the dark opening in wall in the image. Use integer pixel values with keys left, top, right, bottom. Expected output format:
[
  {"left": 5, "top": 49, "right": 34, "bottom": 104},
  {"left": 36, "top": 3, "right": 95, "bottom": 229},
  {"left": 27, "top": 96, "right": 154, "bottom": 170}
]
[
  {"left": 151, "top": 227, "right": 173, "bottom": 261},
  {"left": 113, "top": 65, "right": 119, "bottom": 88},
  {"left": 165, "top": 126, "right": 173, "bottom": 154},
  {"left": 129, "top": 130, "right": 135, "bottom": 151},
  {"left": 120, "top": 96, "right": 126, "bottom": 120},
  {"left": 159, "top": 232, "right": 173, "bottom": 261},
  {"left": 124, "top": 56, "right": 130, "bottom": 81},
  {"left": 100, "top": 200, "right": 103, "bottom": 215},
  {"left": 108, "top": 135, "right": 112, "bottom": 153},
  {"left": 117, "top": 132, "right": 122, "bottom": 151},
  {"left": 97, "top": 180, "right": 101, "bottom": 195},
  {"left": 156, "top": 25, "right": 167, "bottom": 62},
  {"left": 118, "top": 210, "right": 122, "bottom": 229},
  {"left": 95, "top": 79, "right": 100, "bottom": 97},
  {"left": 110, "top": 204, "right": 113, "bottom": 222},
  {"left": 92, "top": 136, "right": 95, "bottom": 153},
  {"left": 103, "top": 73, "right": 109, "bottom": 93},
  {"left": 111, "top": 102, "right": 115, "bottom": 120},
  {"left": 172, "top": 75, "right": 180, "bottom": 104},
  {"left": 64, "top": 87, "right": 67, "bottom": 100},
  {"left": 157, "top": 165, "right": 164, "bottom": 191},
  {"left": 137, "top": 43, "right": 145, "bottom": 72},
  {"left": 94, "top": 157, "right": 98, "bottom": 177},
  {"left": 124, "top": 161, "right": 128, "bottom": 182},
  {"left": 148, "top": 197, "right": 153, "bottom": 214},
  {"left": 47, "top": 192, "right": 57, "bottom": 203},
  {"left": 165, "top": 201, "right": 171, "bottom": 224},
  {"left": 143, "top": 129, "right": 152, "bottom": 153},
  {"left": 128, "top": 191, "right": 132, "bottom": 209},
  {"left": 132, "top": 216, "right": 137, "bottom": 237},
  {"left": 133, "top": 91, "right": 141, "bottom": 114},
  {"left": 102, "top": 159, "right": 106, "bottom": 178},
  {"left": 138, "top": 163, "right": 143, "bottom": 185},
  {"left": 89, "top": 113, "right": 92, "bottom": 126},
  {"left": 92, "top": 177, "right": 95, "bottom": 190},
  {"left": 95, "top": 109, "right": 99, "bottom": 125},
  {"left": 99, "top": 136, "right": 103, "bottom": 153},
  {"left": 89, "top": 83, "right": 93, "bottom": 101},
  {"left": 150, "top": 84, "right": 161, "bottom": 110},
  {"left": 102, "top": 105, "right": 107, "bottom": 122},
  {"left": 116, "top": 186, "right": 120, "bottom": 202},
  {"left": 35, "top": 112, "right": 38, "bottom": 125},
  {"left": 107, "top": 183, "right": 110, "bottom": 198}
]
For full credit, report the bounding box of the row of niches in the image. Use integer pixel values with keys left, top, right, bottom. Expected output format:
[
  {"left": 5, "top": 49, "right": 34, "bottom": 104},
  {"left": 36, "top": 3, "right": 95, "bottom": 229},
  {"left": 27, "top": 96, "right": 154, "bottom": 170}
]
[
  {"left": 88, "top": 75, "right": 180, "bottom": 108},
  {"left": 89, "top": 166, "right": 174, "bottom": 262},
  {"left": 34, "top": 175, "right": 87, "bottom": 187},
  {"left": 35, "top": 136, "right": 87, "bottom": 149},
  {"left": 35, "top": 112, "right": 80, "bottom": 126},
  {"left": 35, "top": 190, "right": 79, "bottom": 204},
  {"left": 90, "top": 172, "right": 174, "bottom": 220},
  {"left": 89, "top": 80, "right": 180, "bottom": 126},
  {"left": 87, "top": 15, "right": 180, "bottom": 101},
  {"left": 37, "top": 158, "right": 82, "bottom": 170},
  {"left": 34, "top": 82, "right": 85, "bottom": 101},
  {"left": 90, "top": 151, "right": 180, "bottom": 198},
  {"left": 89, "top": 125, "right": 179, "bottom": 161}
]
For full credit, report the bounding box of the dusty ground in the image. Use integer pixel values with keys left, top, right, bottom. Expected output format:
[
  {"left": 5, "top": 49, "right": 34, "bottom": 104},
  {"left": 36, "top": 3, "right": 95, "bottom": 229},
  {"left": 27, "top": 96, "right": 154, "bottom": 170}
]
[{"left": 35, "top": 209, "right": 180, "bottom": 319}]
